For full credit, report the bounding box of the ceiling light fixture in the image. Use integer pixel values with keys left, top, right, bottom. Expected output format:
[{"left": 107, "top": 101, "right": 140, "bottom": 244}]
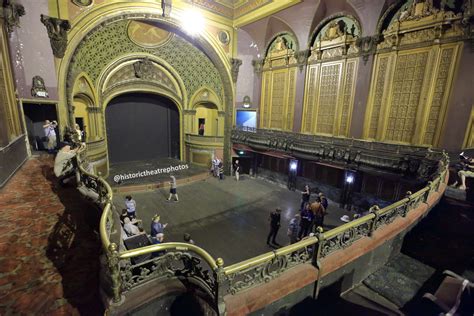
[{"left": 181, "top": 2, "right": 204, "bottom": 36}]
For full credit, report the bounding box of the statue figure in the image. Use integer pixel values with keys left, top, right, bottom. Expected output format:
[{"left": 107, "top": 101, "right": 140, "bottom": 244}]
[
  {"left": 273, "top": 36, "right": 288, "bottom": 51},
  {"left": 322, "top": 20, "right": 345, "bottom": 41}
]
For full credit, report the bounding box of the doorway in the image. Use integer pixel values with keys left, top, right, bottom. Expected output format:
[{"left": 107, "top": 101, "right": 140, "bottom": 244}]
[{"left": 22, "top": 102, "right": 58, "bottom": 152}]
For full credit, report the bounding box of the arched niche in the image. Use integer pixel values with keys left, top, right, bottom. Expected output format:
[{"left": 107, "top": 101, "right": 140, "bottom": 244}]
[
  {"left": 72, "top": 75, "right": 101, "bottom": 141},
  {"left": 189, "top": 88, "right": 223, "bottom": 137}
]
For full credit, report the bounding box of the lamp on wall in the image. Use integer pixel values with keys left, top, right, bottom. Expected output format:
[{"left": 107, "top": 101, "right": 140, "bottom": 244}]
[{"left": 242, "top": 95, "right": 251, "bottom": 108}]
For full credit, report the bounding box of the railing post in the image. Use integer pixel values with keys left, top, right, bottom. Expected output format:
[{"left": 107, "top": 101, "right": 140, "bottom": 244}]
[
  {"left": 313, "top": 227, "right": 324, "bottom": 299},
  {"left": 108, "top": 243, "right": 122, "bottom": 305},
  {"left": 214, "top": 258, "right": 226, "bottom": 316},
  {"left": 368, "top": 205, "right": 380, "bottom": 237},
  {"left": 423, "top": 181, "right": 433, "bottom": 203}
]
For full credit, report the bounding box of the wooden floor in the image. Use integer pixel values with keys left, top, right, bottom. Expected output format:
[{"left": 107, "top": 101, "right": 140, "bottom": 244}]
[{"left": 113, "top": 174, "right": 353, "bottom": 265}]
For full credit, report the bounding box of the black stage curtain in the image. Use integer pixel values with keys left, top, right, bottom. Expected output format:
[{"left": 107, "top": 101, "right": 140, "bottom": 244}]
[{"left": 105, "top": 93, "right": 180, "bottom": 163}]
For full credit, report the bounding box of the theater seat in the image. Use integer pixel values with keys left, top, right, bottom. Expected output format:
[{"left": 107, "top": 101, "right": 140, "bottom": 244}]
[{"left": 423, "top": 270, "right": 473, "bottom": 315}]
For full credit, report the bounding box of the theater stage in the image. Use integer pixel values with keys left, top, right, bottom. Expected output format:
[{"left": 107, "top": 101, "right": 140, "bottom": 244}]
[{"left": 107, "top": 158, "right": 210, "bottom": 193}]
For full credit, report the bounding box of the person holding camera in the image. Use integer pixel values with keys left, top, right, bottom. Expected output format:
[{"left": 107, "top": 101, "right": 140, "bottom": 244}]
[
  {"left": 43, "top": 120, "right": 57, "bottom": 153},
  {"left": 458, "top": 153, "right": 474, "bottom": 190},
  {"left": 451, "top": 152, "right": 474, "bottom": 190}
]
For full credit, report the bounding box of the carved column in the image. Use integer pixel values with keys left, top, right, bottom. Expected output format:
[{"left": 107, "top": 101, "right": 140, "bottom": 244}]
[{"left": 40, "top": 14, "right": 71, "bottom": 58}]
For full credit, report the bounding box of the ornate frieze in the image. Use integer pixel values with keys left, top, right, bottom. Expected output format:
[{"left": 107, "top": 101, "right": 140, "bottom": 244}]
[
  {"left": 309, "top": 16, "right": 361, "bottom": 63},
  {"left": 40, "top": 15, "right": 71, "bottom": 58},
  {"left": 1, "top": 0, "right": 25, "bottom": 34},
  {"left": 377, "top": 0, "right": 467, "bottom": 51}
]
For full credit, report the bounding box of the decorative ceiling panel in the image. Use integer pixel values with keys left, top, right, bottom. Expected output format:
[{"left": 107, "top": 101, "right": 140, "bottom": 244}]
[{"left": 191, "top": 0, "right": 273, "bottom": 19}]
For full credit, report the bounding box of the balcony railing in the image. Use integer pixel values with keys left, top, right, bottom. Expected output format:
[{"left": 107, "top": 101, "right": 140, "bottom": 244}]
[
  {"left": 185, "top": 133, "right": 224, "bottom": 145},
  {"left": 75, "top": 138, "right": 449, "bottom": 312}
]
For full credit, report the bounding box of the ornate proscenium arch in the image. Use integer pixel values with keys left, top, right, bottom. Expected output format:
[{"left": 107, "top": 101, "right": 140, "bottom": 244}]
[{"left": 59, "top": 4, "right": 234, "bottom": 174}]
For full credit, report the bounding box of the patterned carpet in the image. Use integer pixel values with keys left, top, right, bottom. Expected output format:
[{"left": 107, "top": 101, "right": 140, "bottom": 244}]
[{"left": 0, "top": 156, "right": 104, "bottom": 315}]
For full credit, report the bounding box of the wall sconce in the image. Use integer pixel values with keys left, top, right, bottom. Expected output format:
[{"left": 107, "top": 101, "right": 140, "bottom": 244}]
[{"left": 243, "top": 95, "right": 251, "bottom": 108}]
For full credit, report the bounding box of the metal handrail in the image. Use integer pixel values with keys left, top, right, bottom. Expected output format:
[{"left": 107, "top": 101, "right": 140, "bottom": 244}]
[
  {"left": 78, "top": 140, "right": 448, "bottom": 298},
  {"left": 119, "top": 242, "right": 220, "bottom": 270}
]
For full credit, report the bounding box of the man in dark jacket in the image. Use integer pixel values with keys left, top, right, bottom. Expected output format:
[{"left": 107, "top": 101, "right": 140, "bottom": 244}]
[{"left": 267, "top": 208, "right": 282, "bottom": 246}]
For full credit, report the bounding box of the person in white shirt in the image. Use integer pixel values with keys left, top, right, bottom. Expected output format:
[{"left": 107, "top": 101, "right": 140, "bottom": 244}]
[
  {"left": 43, "top": 120, "right": 57, "bottom": 153},
  {"left": 123, "top": 217, "right": 140, "bottom": 236},
  {"left": 74, "top": 123, "right": 83, "bottom": 142},
  {"left": 167, "top": 175, "right": 179, "bottom": 201}
]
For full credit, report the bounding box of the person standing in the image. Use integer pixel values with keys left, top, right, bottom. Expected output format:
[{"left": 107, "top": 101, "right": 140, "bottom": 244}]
[
  {"left": 218, "top": 162, "right": 224, "bottom": 180},
  {"left": 167, "top": 175, "right": 179, "bottom": 201},
  {"left": 301, "top": 185, "right": 310, "bottom": 210},
  {"left": 74, "top": 123, "right": 83, "bottom": 143},
  {"left": 267, "top": 208, "right": 282, "bottom": 246},
  {"left": 287, "top": 214, "right": 300, "bottom": 244},
  {"left": 125, "top": 195, "right": 137, "bottom": 219},
  {"left": 319, "top": 193, "right": 329, "bottom": 210},
  {"left": 198, "top": 123, "right": 205, "bottom": 136},
  {"left": 299, "top": 204, "right": 313, "bottom": 239},
  {"left": 311, "top": 201, "right": 327, "bottom": 230},
  {"left": 43, "top": 120, "right": 57, "bottom": 153},
  {"left": 234, "top": 159, "right": 240, "bottom": 181}
]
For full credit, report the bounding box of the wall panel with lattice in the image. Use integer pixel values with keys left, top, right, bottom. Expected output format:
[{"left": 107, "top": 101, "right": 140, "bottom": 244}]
[
  {"left": 364, "top": 44, "right": 460, "bottom": 146},
  {"left": 259, "top": 67, "right": 297, "bottom": 131},
  {"left": 302, "top": 59, "right": 357, "bottom": 136}
]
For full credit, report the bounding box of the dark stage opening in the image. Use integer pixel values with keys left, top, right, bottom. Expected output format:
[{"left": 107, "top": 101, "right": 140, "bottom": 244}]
[{"left": 105, "top": 93, "right": 180, "bottom": 164}]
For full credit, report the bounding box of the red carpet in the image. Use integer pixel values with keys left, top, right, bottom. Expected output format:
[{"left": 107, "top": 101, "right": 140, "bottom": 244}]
[{"left": 0, "top": 156, "right": 104, "bottom": 315}]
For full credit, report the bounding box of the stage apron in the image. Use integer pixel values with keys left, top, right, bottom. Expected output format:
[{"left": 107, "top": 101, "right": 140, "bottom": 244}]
[{"left": 105, "top": 93, "right": 180, "bottom": 164}]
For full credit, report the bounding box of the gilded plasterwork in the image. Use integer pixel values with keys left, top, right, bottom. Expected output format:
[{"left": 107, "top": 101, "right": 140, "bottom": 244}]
[
  {"left": 423, "top": 47, "right": 454, "bottom": 145},
  {"left": 287, "top": 68, "right": 296, "bottom": 131},
  {"left": 260, "top": 72, "right": 271, "bottom": 128},
  {"left": 385, "top": 51, "right": 428, "bottom": 143},
  {"left": 103, "top": 61, "right": 181, "bottom": 100},
  {"left": 339, "top": 61, "right": 356, "bottom": 136},
  {"left": 302, "top": 65, "right": 319, "bottom": 133},
  {"left": 368, "top": 56, "right": 390, "bottom": 139},
  {"left": 0, "top": 26, "right": 21, "bottom": 139},
  {"left": 69, "top": 20, "right": 224, "bottom": 104},
  {"left": 127, "top": 21, "right": 172, "bottom": 48},
  {"left": 259, "top": 33, "right": 297, "bottom": 131},
  {"left": 316, "top": 63, "right": 341, "bottom": 135},
  {"left": 270, "top": 71, "right": 285, "bottom": 129}
]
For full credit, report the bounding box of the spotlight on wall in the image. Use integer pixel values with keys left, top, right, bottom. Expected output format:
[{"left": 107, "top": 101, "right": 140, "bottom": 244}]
[
  {"left": 239, "top": 151, "right": 245, "bottom": 155},
  {"left": 290, "top": 161, "right": 298, "bottom": 171},
  {"left": 243, "top": 95, "right": 251, "bottom": 108},
  {"left": 181, "top": 7, "right": 204, "bottom": 35},
  {"left": 345, "top": 174, "right": 354, "bottom": 184}
]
